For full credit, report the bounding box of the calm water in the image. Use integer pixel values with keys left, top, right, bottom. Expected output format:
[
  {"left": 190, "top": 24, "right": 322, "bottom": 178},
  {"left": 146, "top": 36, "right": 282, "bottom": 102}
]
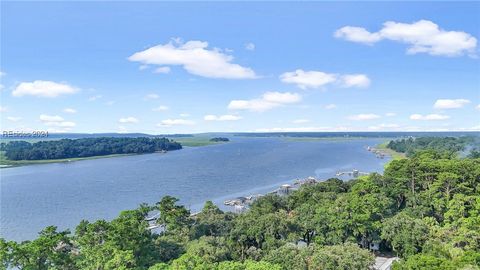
[{"left": 0, "top": 137, "right": 389, "bottom": 241}]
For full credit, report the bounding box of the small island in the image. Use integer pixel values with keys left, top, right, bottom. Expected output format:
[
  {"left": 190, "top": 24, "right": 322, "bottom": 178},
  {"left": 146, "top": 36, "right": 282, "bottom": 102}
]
[{"left": 209, "top": 137, "right": 230, "bottom": 142}]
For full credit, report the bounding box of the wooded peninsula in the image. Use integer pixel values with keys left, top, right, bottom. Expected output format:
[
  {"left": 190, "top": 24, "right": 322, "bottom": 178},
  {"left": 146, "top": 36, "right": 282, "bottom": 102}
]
[{"left": 0, "top": 137, "right": 182, "bottom": 161}]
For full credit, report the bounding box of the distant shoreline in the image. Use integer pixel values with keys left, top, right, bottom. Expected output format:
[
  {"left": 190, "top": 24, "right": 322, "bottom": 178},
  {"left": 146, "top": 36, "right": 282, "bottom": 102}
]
[{"left": 0, "top": 153, "right": 148, "bottom": 168}]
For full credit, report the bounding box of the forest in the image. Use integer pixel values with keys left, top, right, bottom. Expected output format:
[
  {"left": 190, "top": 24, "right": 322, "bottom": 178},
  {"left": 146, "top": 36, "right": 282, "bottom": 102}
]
[
  {"left": 0, "top": 137, "right": 182, "bottom": 160},
  {"left": 1, "top": 145, "right": 479, "bottom": 270},
  {"left": 386, "top": 136, "right": 478, "bottom": 157}
]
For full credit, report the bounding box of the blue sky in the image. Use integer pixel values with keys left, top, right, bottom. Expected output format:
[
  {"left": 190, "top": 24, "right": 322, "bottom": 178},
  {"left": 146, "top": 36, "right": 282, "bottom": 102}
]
[{"left": 1, "top": 1, "right": 479, "bottom": 134}]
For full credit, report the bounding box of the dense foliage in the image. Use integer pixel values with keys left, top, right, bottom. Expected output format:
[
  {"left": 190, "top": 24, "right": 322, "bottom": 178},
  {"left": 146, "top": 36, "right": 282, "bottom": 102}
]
[
  {"left": 1, "top": 150, "right": 479, "bottom": 269},
  {"left": 386, "top": 136, "right": 477, "bottom": 157},
  {"left": 0, "top": 137, "right": 182, "bottom": 160},
  {"left": 210, "top": 137, "right": 230, "bottom": 142}
]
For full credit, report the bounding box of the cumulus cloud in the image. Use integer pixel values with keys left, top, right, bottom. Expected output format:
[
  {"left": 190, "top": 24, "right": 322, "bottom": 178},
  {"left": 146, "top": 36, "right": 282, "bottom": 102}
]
[
  {"left": 347, "top": 113, "right": 381, "bottom": 121},
  {"left": 7, "top": 116, "right": 22, "bottom": 122},
  {"left": 245, "top": 42, "right": 255, "bottom": 51},
  {"left": 12, "top": 80, "right": 78, "bottom": 98},
  {"left": 280, "top": 69, "right": 370, "bottom": 89},
  {"left": 64, "top": 108, "right": 77, "bottom": 114},
  {"left": 152, "top": 105, "right": 169, "bottom": 112},
  {"left": 410, "top": 113, "right": 450, "bottom": 120},
  {"left": 325, "top": 104, "right": 337, "bottom": 110},
  {"left": 158, "top": 119, "right": 195, "bottom": 127},
  {"left": 118, "top": 117, "right": 139, "bottom": 123},
  {"left": 228, "top": 91, "right": 302, "bottom": 112},
  {"left": 340, "top": 74, "right": 371, "bottom": 88},
  {"left": 128, "top": 39, "right": 257, "bottom": 79},
  {"left": 280, "top": 70, "right": 337, "bottom": 89},
  {"left": 335, "top": 20, "right": 477, "bottom": 57},
  {"left": 433, "top": 99, "right": 471, "bottom": 109},
  {"left": 334, "top": 26, "right": 382, "bottom": 45},
  {"left": 39, "top": 114, "right": 76, "bottom": 127},
  {"left": 204, "top": 114, "right": 242, "bottom": 121},
  {"left": 477, "top": 104, "right": 480, "bottom": 110}
]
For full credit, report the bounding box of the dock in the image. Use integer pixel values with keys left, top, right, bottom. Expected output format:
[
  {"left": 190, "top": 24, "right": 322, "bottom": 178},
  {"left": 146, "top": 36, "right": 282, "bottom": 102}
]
[
  {"left": 366, "top": 146, "right": 388, "bottom": 159},
  {"left": 223, "top": 176, "right": 319, "bottom": 210},
  {"left": 335, "top": 169, "right": 369, "bottom": 178}
]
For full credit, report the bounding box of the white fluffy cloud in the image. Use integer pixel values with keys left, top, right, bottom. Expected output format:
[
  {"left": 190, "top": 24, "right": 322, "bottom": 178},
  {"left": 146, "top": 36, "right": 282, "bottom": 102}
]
[
  {"left": 152, "top": 105, "right": 169, "bottom": 112},
  {"left": 158, "top": 119, "right": 195, "bottom": 127},
  {"left": 118, "top": 117, "right": 139, "bottom": 123},
  {"left": 12, "top": 80, "right": 78, "bottom": 98},
  {"left": 280, "top": 69, "right": 370, "bottom": 89},
  {"left": 334, "top": 26, "right": 382, "bottom": 44},
  {"left": 204, "top": 114, "right": 242, "bottom": 121},
  {"left": 410, "top": 114, "right": 450, "bottom": 120},
  {"left": 280, "top": 70, "right": 337, "bottom": 89},
  {"left": 433, "top": 99, "right": 471, "bottom": 109},
  {"left": 129, "top": 39, "right": 257, "bottom": 79},
  {"left": 347, "top": 113, "right": 381, "bottom": 121},
  {"left": 64, "top": 108, "right": 77, "bottom": 114},
  {"left": 335, "top": 20, "right": 477, "bottom": 57},
  {"left": 477, "top": 104, "right": 480, "bottom": 110},
  {"left": 228, "top": 91, "right": 302, "bottom": 112},
  {"left": 340, "top": 74, "right": 371, "bottom": 88},
  {"left": 39, "top": 114, "right": 76, "bottom": 127}
]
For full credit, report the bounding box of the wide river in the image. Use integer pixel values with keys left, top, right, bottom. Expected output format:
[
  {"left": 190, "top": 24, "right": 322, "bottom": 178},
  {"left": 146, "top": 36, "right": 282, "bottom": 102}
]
[{"left": 1, "top": 137, "right": 389, "bottom": 241}]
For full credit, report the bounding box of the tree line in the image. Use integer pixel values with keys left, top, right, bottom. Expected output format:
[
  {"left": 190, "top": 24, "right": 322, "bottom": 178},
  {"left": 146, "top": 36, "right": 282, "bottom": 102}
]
[
  {"left": 386, "top": 136, "right": 478, "bottom": 157},
  {"left": 1, "top": 147, "right": 479, "bottom": 269},
  {"left": 0, "top": 137, "right": 182, "bottom": 160}
]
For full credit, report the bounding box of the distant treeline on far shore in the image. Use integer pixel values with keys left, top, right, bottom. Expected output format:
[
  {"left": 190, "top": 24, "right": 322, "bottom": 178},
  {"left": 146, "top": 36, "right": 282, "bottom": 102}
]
[
  {"left": 387, "top": 136, "right": 479, "bottom": 158},
  {"left": 0, "top": 137, "right": 182, "bottom": 161},
  {"left": 210, "top": 137, "right": 230, "bottom": 142}
]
